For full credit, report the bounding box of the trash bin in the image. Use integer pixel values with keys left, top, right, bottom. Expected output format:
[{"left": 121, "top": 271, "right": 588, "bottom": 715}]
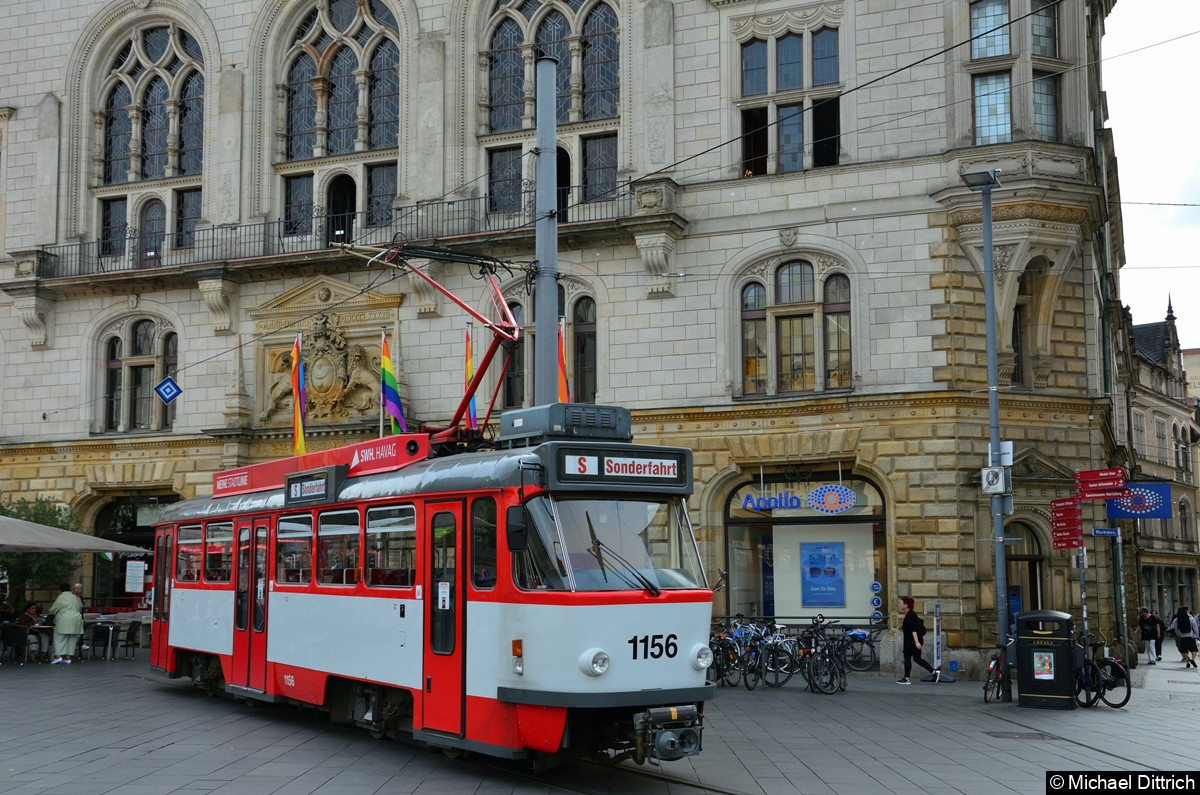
[{"left": 1014, "top": 610, "right": 1075, "bottom": 710}]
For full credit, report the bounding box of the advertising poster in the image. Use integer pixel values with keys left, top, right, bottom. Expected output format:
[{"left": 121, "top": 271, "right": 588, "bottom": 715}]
[
  {"left": 800, "top": 542, "right": 845, "bottom": 607},
  {"left": 1033, "top": 651, "right": 1055, "bottom": 680}
]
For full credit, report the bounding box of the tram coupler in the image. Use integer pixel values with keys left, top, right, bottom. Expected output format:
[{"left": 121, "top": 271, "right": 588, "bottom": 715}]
[{"left": 633, "top": 704, "right": 702, "bottom": 762}]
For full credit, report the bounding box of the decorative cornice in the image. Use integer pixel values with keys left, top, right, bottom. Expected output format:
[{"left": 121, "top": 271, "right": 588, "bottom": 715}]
[{"left": 949, "top": 200, "right": 1091, "bottom": 230}]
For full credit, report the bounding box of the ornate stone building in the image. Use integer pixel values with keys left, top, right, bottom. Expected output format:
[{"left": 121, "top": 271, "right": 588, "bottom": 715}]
[{"left": 0, "top": 0, "right": 1157, "bottom": 657}]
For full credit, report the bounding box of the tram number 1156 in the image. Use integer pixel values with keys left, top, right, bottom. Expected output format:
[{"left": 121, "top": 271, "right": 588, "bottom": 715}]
[{"left": 628, "top": 633, "right": 679, "bottom": 660}]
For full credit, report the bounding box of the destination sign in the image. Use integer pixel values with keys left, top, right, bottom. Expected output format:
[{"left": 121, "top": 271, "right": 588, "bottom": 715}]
[
  {"left": 284, "top": 465, "right": 347, "bottom": 507},
  {"left": 554, "top": 447, "right": 688, "bottom": 488}
]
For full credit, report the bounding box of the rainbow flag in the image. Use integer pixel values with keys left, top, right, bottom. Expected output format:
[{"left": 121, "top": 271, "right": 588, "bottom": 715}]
[
  {"left": 381, "top": 329, "right": 406, "bottom": 433},
  {"left": 465, "top": 323, "right": 477, "bottom": 429},
  {"left": 291, "top": 333, "right": 306, "bottom": 455},
  {"left": 557, "top": 317, "right": 571, "bottom": 402}
]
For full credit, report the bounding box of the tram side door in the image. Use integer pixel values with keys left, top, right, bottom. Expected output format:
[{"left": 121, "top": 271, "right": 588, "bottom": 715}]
[
  {"left": 231, "top": 518, "right": 270, "bottom": 691},
  {"left": 150, "top": 528, "right": 173, "bottom": 669},
  {"left": 422, "top": 501, "right": 465, "bottom": 736}
]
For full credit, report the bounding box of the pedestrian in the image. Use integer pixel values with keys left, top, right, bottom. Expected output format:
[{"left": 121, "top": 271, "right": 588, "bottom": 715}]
[
  {"left": 896, "top": 596, "right": 939, "bottom": 684},
  {"left": 48, "top": 583, "right": 83, "bottom": 664},
  {"left": 1167, "top": 607, "right": 1198, "bottom": 668},
  {"left": 72, "top": 583, "right": 88, "bottom": 652},
  {"left": 1152, "top": 610, "right": 1166, "bottom": 660},
  {"left": 1138, "top": 607, "right": 1161, "bottom": 664}
]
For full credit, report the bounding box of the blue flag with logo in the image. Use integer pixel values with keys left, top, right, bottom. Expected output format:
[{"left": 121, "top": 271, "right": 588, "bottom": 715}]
[{"left": 1106, "top": 483, "right": 1173, "bottom": 519}]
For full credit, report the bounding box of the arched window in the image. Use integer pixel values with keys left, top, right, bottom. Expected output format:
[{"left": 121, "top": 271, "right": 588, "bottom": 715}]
[
  {"left": 488, "top": 19, "right": 524, "bottom": 134},
  {"left": 737, "top": 261, "right": 853, "bottom": 398},
  {"left": 140, "top": 201, "right": 166, "bottom": 265},
  {"left": 141, "top": 77, "right": 170, "bottom": 179},
  {"left": 286, "top": 55, "right": 318, "bottom": 160},
  {"left": 103, "top": 84, "right": 132, "bottom": 185},
  {"left": 572, "top": 297, "right": 597, "bottom": 403},
  {"left": 283, "top": 2, "right": 402, "bottom": 161},
  {"left": 486, "top": 1, "right": 621, "bottom": 208},
  {"left": 535, "top": 12, "right": 571, "bottom": 124},
  {"left": 823, "top": 274, "right": 851, "bottom": 388},
  {"left": 741, "top": 283, "right": 766, "bottom": 395},
  {"left": 327, "top": 47, "right": 358, "bottom": 156},
  {"left": 101, "top": 319, "right": 180, "bottom": 433},
  {"left": 96, "top": 25, "right": 205, "bottom": 259},
  {"left": 581, "top": 5, "right": 619, "bottom": 121},
  {"left": 368, "top": 40, "right": 400, "bottom": 149}
]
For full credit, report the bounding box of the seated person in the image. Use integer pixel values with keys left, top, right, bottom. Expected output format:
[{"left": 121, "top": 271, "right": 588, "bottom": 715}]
[
  {"left": 0, "top": 599, "right": 16, "bottom": 623},
  {"left": 15, "top": 603, "right": 42, "bottom": 661}
]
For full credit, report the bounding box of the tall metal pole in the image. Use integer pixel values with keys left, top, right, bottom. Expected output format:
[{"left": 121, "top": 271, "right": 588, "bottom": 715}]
[
  {"left": 533, "top": 57, "right": 560, "bottom": 406},
  {"left": 979, "top": 181, "right": 1010, "bottom": 681}
]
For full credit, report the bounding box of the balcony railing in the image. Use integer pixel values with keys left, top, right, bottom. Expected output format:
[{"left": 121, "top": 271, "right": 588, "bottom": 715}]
[{"left": 34, "top": 182, "right": 633, "bottom": 280}]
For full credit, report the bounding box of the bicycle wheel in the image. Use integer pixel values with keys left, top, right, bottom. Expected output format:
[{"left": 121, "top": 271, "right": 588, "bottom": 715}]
[
  {"left": 762, "top": 644, "right": 795, "bottom": 688},
  {"left": 720, "top": 644, "right": 742, "bottom": 688},
  {"left": 809, "top": 653, "right": 840, "bottom": 694},
  {"left": 1074, "top": 659, "right": 1102, "bottom": 707},
  {"left": 1099, "top": 660, "right": 1131, "bottom": 708},
  {"left": 983, "top": 659, "right": 998, "bottom": 703},
  {"left": 743, "top": 649, "right": 761, "bottom": 690},
  {"left": 844, "top": 639, "right": 876, "bottom": 671}
]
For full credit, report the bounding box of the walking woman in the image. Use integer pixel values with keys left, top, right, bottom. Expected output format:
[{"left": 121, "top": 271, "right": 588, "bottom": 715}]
[
  {"left": 1168, "top": 607, "right": 1198, "bottom": 668},
  {"left": 896, "top": 596, "right": 939, "bottom": 684},
  {"left": 48, "top": 583, "right": 83, "bottom": 664}
]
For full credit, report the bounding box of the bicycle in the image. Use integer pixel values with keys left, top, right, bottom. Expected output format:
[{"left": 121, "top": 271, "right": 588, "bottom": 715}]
[
  {"left": 1072, "top": 633, "right": 1103, "bottom": 708},
  {"left": 840, "top": 623, "right": 883, "bottom": 672},
  {"left": 1078, "top": 631, "right": 1131, "bottom": 709},
  {"left": 983, "top": 636, "right": 1014, "bottom": 703}
]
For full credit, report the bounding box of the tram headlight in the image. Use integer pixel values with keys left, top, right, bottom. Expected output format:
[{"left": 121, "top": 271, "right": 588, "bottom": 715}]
[
  {"left": 691, "top": 643, "right": 713, "bottom": 671},
  {"left": 579, "top": 648, "right": 610, "bottom": 676}
]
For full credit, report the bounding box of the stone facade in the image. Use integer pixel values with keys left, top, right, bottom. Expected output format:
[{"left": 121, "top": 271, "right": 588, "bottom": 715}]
[{"left": 0, "top": 0, "right": 1151, "bottom": 654}]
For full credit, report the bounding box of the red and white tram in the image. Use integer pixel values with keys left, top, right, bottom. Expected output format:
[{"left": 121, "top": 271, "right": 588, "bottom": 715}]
[{"left": 150, "top": 404, "right": 714, "bottom": 765}]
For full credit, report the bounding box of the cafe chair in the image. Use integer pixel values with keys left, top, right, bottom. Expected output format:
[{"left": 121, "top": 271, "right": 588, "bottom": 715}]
[
  {"left": 88, "top": 622, "right": 117, "bottom": 660},
  {"left": 1, "top": 624, "right": 28, "bottom": 665},
  {"left": 117, "top": 620, "right": 142, "bottom": 659}
]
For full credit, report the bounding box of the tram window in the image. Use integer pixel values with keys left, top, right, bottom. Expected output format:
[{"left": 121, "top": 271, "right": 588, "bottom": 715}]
[
  {"left": 204, "top": 522, "right": 234, "bottom": 583},
  {"left": 275, "top": 514, "right": 313, "bottom": 584},
  {"left": 365, "top": 504, "right": 416, "bottom": 588},
  {"left": 318, "top": 509, "right": 361, "bottom": 585},
  {"left": 472, "top": 498, "right": 497, "bottom": 590},
  {"left": 512, "top": 496, "right": 566, "bottom": 591},
  {"left": 176, "top": 525, "right": 201, "bottom": 582}
]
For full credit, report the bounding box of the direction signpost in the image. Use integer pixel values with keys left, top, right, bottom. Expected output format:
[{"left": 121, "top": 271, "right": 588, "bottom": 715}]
[
  {"left": 1075, "top": 468, "right": 1129, "bottom": 502},
  {"left": 1051, "top": 496, "right": 1082, "bottom": 550}
]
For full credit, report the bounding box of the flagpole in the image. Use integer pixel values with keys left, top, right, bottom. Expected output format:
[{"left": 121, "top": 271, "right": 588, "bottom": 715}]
[{"left": 380, "top": 326, "right": 386, "bottom": 439}]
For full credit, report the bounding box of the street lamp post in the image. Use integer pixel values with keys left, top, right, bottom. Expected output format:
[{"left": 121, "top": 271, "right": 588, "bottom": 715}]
[{"left": 961, "top": 168, "right": 1011, "bottom": 699}]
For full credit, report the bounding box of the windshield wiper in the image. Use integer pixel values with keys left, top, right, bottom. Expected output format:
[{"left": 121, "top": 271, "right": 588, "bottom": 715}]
[{"left": 585, "top": 513, "right": 661, "bottom": 597}]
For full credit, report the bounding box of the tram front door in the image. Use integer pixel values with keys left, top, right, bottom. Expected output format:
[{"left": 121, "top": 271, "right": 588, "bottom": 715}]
[
  {"left": 422, "top": 501, "right": 465, "bottom": 736},
  {"left": 230, "top": 518, "right": 270, "bottom": 691},
  {"left": 150, "top": 529, "right": 172, "bottom": 668}
]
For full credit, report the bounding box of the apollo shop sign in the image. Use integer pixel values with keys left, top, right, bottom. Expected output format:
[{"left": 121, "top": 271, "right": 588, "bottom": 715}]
[{"left": 742, "top": 484, "right": 857, "bottom": 515}]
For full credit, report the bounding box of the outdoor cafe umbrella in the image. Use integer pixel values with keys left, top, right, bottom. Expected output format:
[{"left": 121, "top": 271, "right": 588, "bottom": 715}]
[{"left": 0, "top": 514, "right": 147, "bottom": 554}]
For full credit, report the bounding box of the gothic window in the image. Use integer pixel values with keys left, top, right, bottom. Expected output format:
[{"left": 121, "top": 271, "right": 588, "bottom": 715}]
[
  {"left": 488, "top": 146, "right": 523, "bottom": 214},
  {"left": 368, "top": 40, "right": 400, "bottom": 149},
  {"left": 572, "top": 297, "right": 597, "bottom": 404},
  {"left": 286, "top": 55, "right": 318, "bottom": 160},
  {"left": 282, "top": 1, "right": 401, "bottom": 162},
  {"left": 367, "top": 164, "right": 397, "bottom": 227},
  {"left": 97, "top": 25, "right": 204, "bottom": 260},
  {"left": 102, "top": 319, "right": 179, "bottom": 433},
  {"left": 485, "top": 0, "right": 621, "bottom": 208},
  {"left": 284, "top": 175, "right": 314, "bottom": 235},
  {"left": 488, "top": 19, "right": 524, "bottom": 134},
  {"left": 736, "top": 260, "right": 853, "bottom": 398},
  {"left": 739, "top": 26, "right": 842, "bottom": 176},
  {"left": 581, "top": 5, "right": 619, "bottom": 121},
  {"left": 175, "top": 189, "right": 202, "bottom": 249}
]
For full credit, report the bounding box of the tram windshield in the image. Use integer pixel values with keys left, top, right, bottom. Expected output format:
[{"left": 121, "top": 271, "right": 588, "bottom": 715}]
[{"left": 513, "top": 494, "right": 705, "bottom": 592}]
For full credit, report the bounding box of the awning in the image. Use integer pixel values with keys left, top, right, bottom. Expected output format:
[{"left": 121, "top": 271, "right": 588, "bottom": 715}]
[{"left": 0, "top": 515, "right": 148, "bottom": 554}]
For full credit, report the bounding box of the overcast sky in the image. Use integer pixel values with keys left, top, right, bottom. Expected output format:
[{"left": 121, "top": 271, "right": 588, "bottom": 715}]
[{"left": 1102, "top": 1, "right": 1200, "bottom": 350}]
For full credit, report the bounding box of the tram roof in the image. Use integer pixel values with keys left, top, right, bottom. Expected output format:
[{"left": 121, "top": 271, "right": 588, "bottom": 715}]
[{"left": 158, "top": 446, "right": 540, "bottom": 525}]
